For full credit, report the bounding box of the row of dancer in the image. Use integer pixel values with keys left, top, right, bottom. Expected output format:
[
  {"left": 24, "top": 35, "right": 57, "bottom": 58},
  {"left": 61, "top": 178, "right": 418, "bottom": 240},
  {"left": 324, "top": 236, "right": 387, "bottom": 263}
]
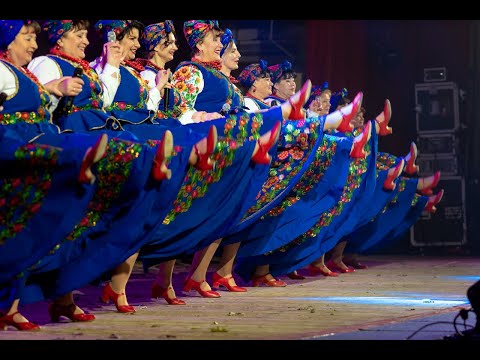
[{"left": 0, "top": 19, "right": 443, "bottom": 331}]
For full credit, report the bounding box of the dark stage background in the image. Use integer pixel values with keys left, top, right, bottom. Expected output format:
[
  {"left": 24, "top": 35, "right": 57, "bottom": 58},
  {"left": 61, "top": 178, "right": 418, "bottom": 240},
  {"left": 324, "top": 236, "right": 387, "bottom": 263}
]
[{"left": 34, "top": 19, "right": 479, "bottom": 255}]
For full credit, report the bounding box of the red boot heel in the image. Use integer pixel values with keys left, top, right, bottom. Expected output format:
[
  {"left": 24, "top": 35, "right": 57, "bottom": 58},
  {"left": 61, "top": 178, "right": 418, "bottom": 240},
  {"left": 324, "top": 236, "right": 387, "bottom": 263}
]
[
  {"left": 212, "top": 272, "right": 247, "bottom": 292},
  {"left": 425, "top": 189, "right": 444, "bottom": 213},
  {"left": 48, "top": 303, "right": 95, "bottom": 323},
  {"left": 0, "top": 312, "right": 40, "bottom": 331},
  {"left": 100, "top": 283, "right": 136, "bottom": 313},
  {"left": 404, "top": 142, "right": 419, "bottom": 175},
  {"left": 151, "top": 283, "right": 186, "bottom": 305},
  {"left": 194, "top": 125, "right": 218, "bottom": 171},
  {"left": 251, "top": 121, "right": 281, "bottom": 164},
  {"left": 78, "top": 133, "right": 108, "bottom": 184},
  {"left": 375, "top": 99, "right": 393, "bottom": 136},
  {"left": 183, "top": 278, "right": 221, "bottom": 298},
  {"left": 151, "top": 130, "right": 174, "bottom": 181},
  {"left": 337, "top": 92, "right": 363, "bottom": 132},
  {"left": 383, "top": 159, "right": 405, "bottom": 191},
  {"left": 288, "top": 79, "right": 312, "bottom": 120},
  {"left": 349, "top": 120, "right": 372, "bottom": 158},
  {"left": 251, "top": 274, "right": 287, "bottom": 287},
  {"left": 419, "top": 171, "right": 441, "bottom": 196}
]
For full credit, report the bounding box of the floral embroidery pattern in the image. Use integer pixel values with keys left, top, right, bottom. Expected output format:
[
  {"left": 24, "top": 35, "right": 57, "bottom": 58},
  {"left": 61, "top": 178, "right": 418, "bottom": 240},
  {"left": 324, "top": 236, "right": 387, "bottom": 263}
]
[
  {"left": 65, "top": 138, "right": 143, "bottom": 241},
  {"left": 270, "top": 141, "right": 370, "bottom": 254},
  {"left": 0, "top": 144, "right": 59, "bottom": 245}
]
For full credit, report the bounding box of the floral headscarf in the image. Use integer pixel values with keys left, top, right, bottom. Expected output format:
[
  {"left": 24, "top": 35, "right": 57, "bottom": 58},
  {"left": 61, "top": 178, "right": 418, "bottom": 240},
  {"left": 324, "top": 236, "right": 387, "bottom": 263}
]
[
  {"left": 43, "top": 20, "right": 74, "bottom": 46},
  {"left": 183, "top": 20, "right": 219, "bottom": 49},
  {"left": 238, "top": 59, "right": 269, "bottom": 89},
  {"left": 141, "top": 20, "right": 174, "bottom": 52}
]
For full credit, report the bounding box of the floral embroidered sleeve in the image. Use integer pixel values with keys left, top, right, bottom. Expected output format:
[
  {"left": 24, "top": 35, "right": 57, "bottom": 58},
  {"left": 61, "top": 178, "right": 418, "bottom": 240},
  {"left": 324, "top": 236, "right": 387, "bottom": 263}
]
[{"left": 172, "top": 64, "right": 204, "bottom": 125}]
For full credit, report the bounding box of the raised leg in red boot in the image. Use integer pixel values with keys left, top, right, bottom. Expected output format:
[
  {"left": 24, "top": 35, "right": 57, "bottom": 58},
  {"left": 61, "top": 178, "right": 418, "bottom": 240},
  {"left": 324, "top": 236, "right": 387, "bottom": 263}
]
[
  {"left": 285, "top": 79, "right": 312, "bottom": 120},
  {"left": 78, "top": 133, "right": 108, "bottom": 184},
  {"left": 404, "top": 142, "right": 419, "bottom": 175},
  {"left": 334, "top": 92, "right": 363, "bottom": 132},
  {"left": 212, "top": 242, "right": 247, "bottom": 292},
  {"left": 0, "top": 299, "right": 40, "bottom": 331},
  {"left": 383, "top": 159, "right": 405, "bottom": 191},
  {"left": 183, "top": 239, "right": 221, "bottom": 298},
  {"left": 49, "top": 292, "right": 95, "bottom": 322},
  {"left": 151, "top": 130, "right": 174, "bottom": 181},
  {"left": 101, "top": 252, "right": 138, "bottom": 313},
  {"left": 425, "top": 189, "right": 444, "bottom": 213},
  {"left": 417, "top": 171, "right": 441, "bottom": 196},
  {"left": 374, "top": 99, "right": 393, "bottom": 136},
  {"left": 349, "top": 120, "right": 372, "bottom": 158},
  {"left": 152, "top": 259, "right": 186, "bottom": 305},
  {"left": 191, "top": 125, "right": 218, "bottom": 171},
  {"left": 251, "top": 121, "right": 281, "bottom": 164}
]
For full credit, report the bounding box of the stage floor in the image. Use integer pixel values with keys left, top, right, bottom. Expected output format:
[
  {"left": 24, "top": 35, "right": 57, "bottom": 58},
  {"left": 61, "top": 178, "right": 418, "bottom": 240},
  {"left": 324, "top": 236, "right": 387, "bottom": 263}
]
[{"left": 1, "top": 255, "right": 478, "bottom": 340}]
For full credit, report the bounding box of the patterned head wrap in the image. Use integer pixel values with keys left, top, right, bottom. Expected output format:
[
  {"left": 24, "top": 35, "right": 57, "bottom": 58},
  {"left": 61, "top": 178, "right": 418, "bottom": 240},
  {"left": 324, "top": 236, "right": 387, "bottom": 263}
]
[
  {"left": 43, "top": 20, "right": 74, "bottom": 46},
  {"left": 141, "top": 20, "right": 174, "bottom": 52},
  {"left": 0, "top": 20, "right": 24, "bottom": 50},
  {"left": 329, "top": 87, "right": 349, "bottom": 113},
  {"left": 268, "top": 60, "right": 294, "bottom": 84},
  {"left": 238, "top": 59, "right": 269, "bottom": 89},
  {"left": 94, "top": 20, "right": 129, "bottom": 43},
  {"left": 304, "top": 83, "right": 330, "bottom": 109},
  {"left": 183, "top": 20, "right": 220, "bottom": 49},
  {"left": 220, "top": 28, "right": 235, "bottom": 57}
]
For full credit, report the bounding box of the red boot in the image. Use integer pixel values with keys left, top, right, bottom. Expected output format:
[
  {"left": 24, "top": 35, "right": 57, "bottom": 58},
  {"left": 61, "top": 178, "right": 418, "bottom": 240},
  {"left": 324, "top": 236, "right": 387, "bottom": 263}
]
[
  {"left": 337, "top": 92, "right": 363, "bottom": 133},
  {"left": 383, "top": 159, "right": 405, "bottom": 191},
  {"left": 425, "top": 189, "right": 444, "bottom": 213},
  {"left": 251, "top": 121, "right": 281, "bottom": 164},
  {"left": 151, "top": 130, "right": 174, "bottom": 181},
  {"left": 349, "top": 120, "right": 372, "bottom": 158},
  {"left": 404, "top": 142, "right": 419, "bottom": 175},
  {"left": 287, "top": 79, "right": 312, "bottom": 120},
  {"left": 78, "top": 133, "right": 108, "bottom": 184},
  {"left": 419, "top": 171, "right": 441, "bottom": 196},
  {"left": 193, "top": 125, "right": 218, "bottom": 171},
  {"left": 375, "top": 99, "right": 393, "bottom": 136}
]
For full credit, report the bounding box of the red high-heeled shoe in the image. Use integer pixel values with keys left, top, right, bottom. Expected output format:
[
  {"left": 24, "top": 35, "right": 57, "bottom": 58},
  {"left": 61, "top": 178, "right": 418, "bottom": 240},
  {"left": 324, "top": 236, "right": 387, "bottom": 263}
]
[
  {"left": 375, "top": 99, "right": 393, "bottom": 136},
  {"left": 326, "top": 260, "right": 355, "bottom": 273},
  {"left": 383, "top": 159, "right": 405, "bottom": 191},
  {"left": 337, "top": 92, "right": 363, "bottom": 133},
  {"left": 288, "top": 79, "right": 312, "bottom": 120},
  {"left": 194, "top": 125, "right": 218, "bottom": 171},
  {"left": 78, "top": 133, "right": 108, "bottom": 184},
  {"left": 349, "top": 120, "right": 371, "bottom": 158},
  {"left": 419, "top": 171, "right": 441, "bottom": 196},
  {"left": 287, "top": 271, "right": 306, "bottom": 280},
  {"left": 100, "top": 283, "right": 136, "bottom": 313},
  {"left": 251, "top": 121, "right": 281, "bottom": 164},
  {"left": 425, "top": 189, "right": 444, "bottom": 213},
  {"left": 0, "top": 312, "right": 40, "bottom": 331},
  {"left": 212, "top": 272, "right": 247, "bottom": 292},
  {"left": 151, "top": 283, "right": 186, "bottom": 305},
  {"left": 251, "top": 274, "right": 287, "bottom": 287},
  {"left": 48, "top": 303, "right": 95, "bottom": 323},
  {"left": 151, "top": 130, "right": 173, "bottom": 181},
  {"left": 183, "top": 278, "right": 221, "bottom": 298},
  {"left": 404, "top": 142, "right": 419, "bottom": 175},
  {"left": 307, "top": 264, "right": 339, "bottom": 277}
]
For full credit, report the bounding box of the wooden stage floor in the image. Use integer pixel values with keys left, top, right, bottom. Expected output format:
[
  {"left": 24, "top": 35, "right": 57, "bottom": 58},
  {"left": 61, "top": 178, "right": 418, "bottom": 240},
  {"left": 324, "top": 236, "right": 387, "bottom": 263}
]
[{"left": 1, "top": 255, "right": 479, "bottom": 341}]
